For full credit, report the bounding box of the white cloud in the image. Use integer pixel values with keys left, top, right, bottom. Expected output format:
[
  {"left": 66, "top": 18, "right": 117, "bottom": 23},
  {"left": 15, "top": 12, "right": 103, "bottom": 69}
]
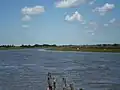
[
  {"left": 55, "top": 0, "right": 86, "bottom": 8},
  {"left": 93, "top": 3, "right": 115, "bottom": 15},
  {"left": 91, "top": 32, "right": 95, "bottom": 35},
  {"left": 64, "top": 12, "right": 67, "bottom": 15},
  {"left": 21, "top": 5, "right": 45, "bottom": 22},
  {"left": 22, "top": 25, "right": 29, "bottom": 28},
  {"left": 65, "top": 11, "right": 83, "bottom": 22},
  {"left": 84, "top": 21, "right": 98, "bottom": 36},
  {"left": 103, "top": 18, "right": 116, "bottom": 27},
  {"left": 104, "top": 24, "right": 109, "bottom": 27},
  {"left": 22, "top": 6, "right": 45, "bottom": 15},
  {"left": 89, "top": 0, "right": 96, "bottom": 5},
  {"left": 81, "top": 21, "right": 86, "bottom": 24},
  {"left": 86, "top": 30, "right": 95, "bottom": 35},
  {"left": 88, "top": 21, "right": 98, "bottom": 31},
  {"left": 109, "top": 18, "right": 116, "bottom": 23},
  {"left": 89, "top": 21, "right": 98, "bottom": 28},
  {"left": 22, "top": 15, "right": 31, "bottom": 21},
  {"left": 84, "top": 21, "right": 98, "bottom": 30},
  {"left": 89, "top": 21, "right": 97, "bottom": 25},
  {"left": 84, "top": 26, "right": 88, "bottom": 29}
]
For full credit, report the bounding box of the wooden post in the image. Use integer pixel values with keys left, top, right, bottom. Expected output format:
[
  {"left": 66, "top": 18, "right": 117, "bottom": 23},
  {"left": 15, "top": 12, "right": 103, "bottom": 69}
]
[
  {"left": 62, "top": 78, "right": 66, "bottom": 90},
  {"left": 53, "top": 77, "right": 56, "bottom": 90},
  {"left": 79, "top": 88, "right": 83, "bottom": 90},
  {"left": 47, "top": 72, "right": 52, "bottom": 90},
  {"left": 62, "top": 78, "right": 67, "bottom": 87},
  {"left": 69, "top": 84, "right": 74, "bottom": 90}
]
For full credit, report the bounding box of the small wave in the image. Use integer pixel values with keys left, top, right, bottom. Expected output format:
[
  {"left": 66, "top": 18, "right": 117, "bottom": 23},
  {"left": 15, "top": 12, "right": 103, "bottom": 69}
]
[
  {"left": 22, "top": 64, "right": 37, "bottom": 66},
  {"left": 45, "top": 67, "right": 57, "bottom": 70},
  {"left": 64, "top": 66, "right": 86, "bottom": 71},
  {"left": 0, "top": 65, "right": 19, "bottom": 69},
  {"left": 37, "top": 49, "right": 47, "bottom": 52}
]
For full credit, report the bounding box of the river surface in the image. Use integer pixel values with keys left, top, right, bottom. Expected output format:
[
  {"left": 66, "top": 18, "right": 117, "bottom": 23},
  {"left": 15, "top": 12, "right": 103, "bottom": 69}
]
[{"left": 0, "top": 49, "right": 120, "bottom": 90}]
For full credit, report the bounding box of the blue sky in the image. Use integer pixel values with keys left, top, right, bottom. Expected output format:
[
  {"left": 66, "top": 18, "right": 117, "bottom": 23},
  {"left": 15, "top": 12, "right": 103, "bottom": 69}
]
[{"left": 0, "top": 0, "right": 120, "bottom": 45}]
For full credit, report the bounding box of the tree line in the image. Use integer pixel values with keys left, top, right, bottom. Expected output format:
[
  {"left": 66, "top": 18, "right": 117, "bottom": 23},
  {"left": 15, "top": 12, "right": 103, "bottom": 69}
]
[
  {"left": 0, "top": 44, "right": 120, "bottom": 48},
  {"left": 0, "top": 44, "right": 57, "bottom": 48}
]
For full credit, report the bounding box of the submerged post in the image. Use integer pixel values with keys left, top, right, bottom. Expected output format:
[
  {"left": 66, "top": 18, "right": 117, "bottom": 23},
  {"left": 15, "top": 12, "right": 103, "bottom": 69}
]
[
  {"left": 69, "top": 84, "right": 74, "bottom": 90},
  {"left": 62, "top": 78, "right": 67, "bottom": 87},
  {"left": 79, "top": 88, "right": 83, "bottom": 90},
  {"left": 47, "top": 72, "right": 52, "bottom": 90},
  {"left": 53, "top": 77, "right": 56, "bottom": 90},
  {"left": 62, "top": 78, "right": 67, "bottom": 90}
]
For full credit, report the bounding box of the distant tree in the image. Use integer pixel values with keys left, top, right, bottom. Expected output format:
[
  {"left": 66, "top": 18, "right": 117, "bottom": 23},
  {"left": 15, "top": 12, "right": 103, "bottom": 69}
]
[
  {"left": 20, "top": 44, "right": 25, "bottom": 47},
  {"left": 34, "top": 44, "right": 39, "bottom": 47},
  {"left": 43, "top": 44, "right": 50, "bottom": 47},
  {"left": 97, "top": 44, "right": 102, "bottom": 47},
  {"left": 27, "top": 45, "right": 31, "bottom": 48},
  {"left": 102, "top": 44, "right": 107, "bottom": 47},
  {"left": 113, "top": 43, "right": 119, "bottom": 46},
  {"left": 52, "top": 44, "right": 57, "bottom": 47}
]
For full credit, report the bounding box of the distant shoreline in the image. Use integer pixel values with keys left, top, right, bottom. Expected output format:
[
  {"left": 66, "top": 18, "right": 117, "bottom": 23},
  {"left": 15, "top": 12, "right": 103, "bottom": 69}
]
[
  {"left": 0, "top": 46, "right": 120, "bottom": 53},
  {"left": 47, "top": 47, "right": 120, "bottom": 53},
  {"left": 0, "top": 44, "right": 120, "bottom": 52}
]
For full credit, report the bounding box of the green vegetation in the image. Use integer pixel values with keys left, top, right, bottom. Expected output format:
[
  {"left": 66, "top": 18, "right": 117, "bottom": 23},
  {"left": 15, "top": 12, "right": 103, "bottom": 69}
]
[
  {"left": 0, "top": 44, "right": 120, "bottom": 52},
  {"left": 49, "top": 47, "right": 120, "bottom": 52}
]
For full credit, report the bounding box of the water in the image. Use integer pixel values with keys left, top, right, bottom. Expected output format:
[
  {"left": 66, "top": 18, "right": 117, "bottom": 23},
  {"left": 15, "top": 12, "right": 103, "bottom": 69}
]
[{"left": 0, "top": 49, "right": 120, "bottom": 90}]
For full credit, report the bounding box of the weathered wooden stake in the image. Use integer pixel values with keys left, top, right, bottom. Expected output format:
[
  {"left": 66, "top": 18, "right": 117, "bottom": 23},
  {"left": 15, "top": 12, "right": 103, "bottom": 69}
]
[
  {"left": 79, "top": 88, "right": 83, "bottom": 90},
  {"left": 69, "top": 84, "right": 74, "bottom": 90},
  {"left": 62, "top": 78, "right": 67, "bottom": 90},
  {"left": 53, "top": 77, "right": 56, "bottom": 90},
  {"left": 47, "top": 72, "right": 52, "bottom": 90}
]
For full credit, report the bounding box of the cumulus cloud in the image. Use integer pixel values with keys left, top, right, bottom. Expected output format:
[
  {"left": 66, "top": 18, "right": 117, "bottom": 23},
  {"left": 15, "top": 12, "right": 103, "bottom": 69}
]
[
  {"left": 91, "top": 32, "right": 95, "bottom": 35},
  {"left": 22, "top": 25, "right": 29, "bottom": 28},
  {"left": 81, "top": 21, "right": 86, "bottom": 24},
  {"left": 22, "top": 15, "right": 31, "bottom": 21},
  {"left": 65, "top": 11, "right": 83, "bottom": 22},
  {"left": 86, "top": 30, "right": 95, "bottom": 35},
  {"left": 103, "top": 18, "right": 116, "bottom": 27},
  {"left": 84, "top": 26, "right": 88, "bottom": 29},
  {"left": 104, "top": 24, "right": 109, "bottom": 27},
  {"left": 89, "top": 21, "right": 97, "bottom": 25},
  {"left": 55, "top": 0, "right": 87, "bottom": 8},
  {"left": 109, "top": 18, "right": 116, "bottom": 23},
  {"left": 84, "top": 21, "right": 98, "bottom": 30},
  {"left": 93, "top": 3, "right": 115, "bottom": 15},
  {"left": 21, "top": 5, "right": 45, "bottom": 22},
  {"left": 89, "top": 0, "right": 96, "bottom": 5},
  {"left": 83, "top": 21, "right": 98, "bottom": 30},
  {"left": 22, "top": 6, "right": 45, "bottom": 15},
  {"left": 84, "top": 21, "right": 98, "bottom": 36},
  {"left": 89, "top": 21, "right": 98, "bottom": 29}
]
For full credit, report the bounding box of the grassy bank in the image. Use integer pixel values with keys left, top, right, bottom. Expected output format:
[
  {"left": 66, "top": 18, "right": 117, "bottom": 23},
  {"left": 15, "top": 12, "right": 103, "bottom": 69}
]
[
  {"left": 0, "top": 46, "right": 120, "bottom": 53},
  {"left": 48, "top": 47, "right": 120, "bottom": 53},
  {"left": 0, "top": 47, "right": 44, "bottom": 50},
  {"left": 0, "top": 47, "right": 24, "bottom": 50}
]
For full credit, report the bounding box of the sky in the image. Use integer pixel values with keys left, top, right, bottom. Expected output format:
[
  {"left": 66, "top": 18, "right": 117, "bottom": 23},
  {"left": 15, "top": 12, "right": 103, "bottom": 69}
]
[{"left": 0, "top": 0, "right": 120, "bottom": 45}]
